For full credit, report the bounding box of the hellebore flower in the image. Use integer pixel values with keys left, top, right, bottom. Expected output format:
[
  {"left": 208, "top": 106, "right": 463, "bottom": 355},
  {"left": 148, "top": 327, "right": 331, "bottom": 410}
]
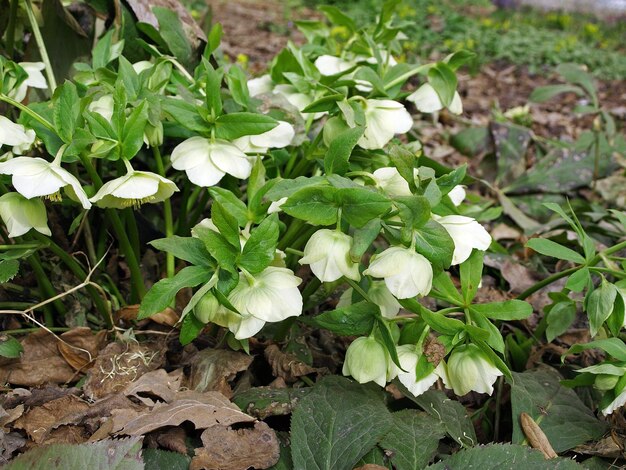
[
  {"left": 435, "top": 215, "right": 491, "bottom": 265},
  {"left": 371, "top": 167, "right": 412, "bottom": 197},
  {"left": 603, "top": 389, "right": 626, "bottom": 416},
  {"left": 358, "top": 99, "right": 413, "bottom": 150},
  {"left": 448, "top": 185, "right": 466, "bottom": 206},
  {"left": 193, "top": 291, "right": 235, "bottom": 328},
  {"left": 171, "top": 137, "right": 253, "bottom": 187},
  {"left": 0, "top": 192, "right": 50, "bottom": 237},
  {"left": 88, "top": 95, "right": 114, "bottom": 122},
  {"left": 90, "top": 159, "right": 178, "bottom": 209},
  {"left": 0, "top": 116, "right": 36, "bottom": 155},
  {"left": 299, "top": 229, "right": 360, "bottom": 282},
  {"left": 226, "top": 267, "right": 303, "bottom": 339},
  {"left": 396, "top": 345, "right": 447, "bottom": 398},
  {"left": 0, "top": 148, "right": 91, "bottom": 209},
  {"left": 232, "top": 121, "right": 295, "bottom": 153},
  {"left": 443, "top": 344, "right": 502, "bottom": 396},
  {"left": 314, "top": 55, "right": 356, "bottom": 76},
  {"left": 407, "top": 83, "right": 463, "bottom": 115},
  {"left": 247, "top": 74, "right": 274, "bottom": 97},
  {"left": 363, "top": 246, "right": 433, "bottom": 299},
  {"left": 9, "top": 62, "right": 47, "bottom": 102},
  {"left": 337, "top": 281, "right": 401, "bottom": 319},
  {"left": 342, "top": 336, "right": 389, "bottom": 387}
]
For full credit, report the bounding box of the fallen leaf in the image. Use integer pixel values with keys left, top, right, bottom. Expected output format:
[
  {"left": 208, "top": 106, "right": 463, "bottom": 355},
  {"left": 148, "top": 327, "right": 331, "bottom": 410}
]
[
  {"left": 116, "top": 305, "right": 179, "bottom": 327},
  {"left": 264, "top": 344, "right": 320, "bottom": 383},
  {"left": 0, "top": 429, "right": 26, "bottom": 464},
  {"left": 115, "top": 392, "right": 255, "bottom": 435},
  {"left": 191, "top": 421, "right": 279, "bottom": 470},
  {"left": 187, "top": 349, "right": 253, "bottom": 398},
  {"left": 154, "top": 427, "right": 188, "bottom": 454},
  {"left": 0, "top": 404, "right": 23, "bottom": 427},
  {"left": 520, "top": 412, "right": 558, "bottom": 459},
  {"left": 3, "top": 385, "right": 79, "bottom": 409},
  {"left": 123, "top": 369, "right": 183, "bottom": 406},
  {"left": 57, "top": 328, "right": 107, "bottom": 371},
  {"left": 83, "top": 341, "right": 165, "bottom": 400},
  {"left": 13, "top": 395, "right": 90, "bottom": 444}
]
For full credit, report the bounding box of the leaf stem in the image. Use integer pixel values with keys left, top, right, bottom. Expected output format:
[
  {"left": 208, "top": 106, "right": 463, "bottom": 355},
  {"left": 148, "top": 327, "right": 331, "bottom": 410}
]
[
  {"left": 23, "top": 0, "right": 57, "bottom": 91},
  {"left": 153, "top": 145, "right": 175, "bottom": 278}
]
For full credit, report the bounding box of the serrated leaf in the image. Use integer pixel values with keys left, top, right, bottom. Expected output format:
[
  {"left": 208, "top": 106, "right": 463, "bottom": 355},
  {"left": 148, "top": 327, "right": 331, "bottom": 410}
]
[
  {"left": 338, "top": 187, "right": 391, "bottom": 228},
  {"left": 211, "top": 201, "right": 240, "bottom": 248},
  {"left": 413, "top": 220, "right": 454, "bottom": 270},
  {"left": 0, "top": 335, "right": 23, "bottom": 358},
  {"left": 290, "top": 376, "right": 392, "bottom": 470},
  {"left": 427, "top": 444, "right": 582, "bottom": 469},
  {"left": 546, "top": 301, "right": 576, "bottom": 342},
  {"left": 153, "top": 7, "right": 193, "bottom": 69},
  {"left": 324, "top": 126, "right": 364, "bottom": 176},
  {"left": 460, "top": 249, "right": 483, "bottom": 304},
  {"left": 121, "top": 102, "right": 148, "bottom": 159},
  {"left": 470, "top": 300, "right": 533, "bottom": 321},
  {"left": 428, "top": 62, "right": 457, "bottom": 107},
  {"left": 238, "top": 215, "right": 279, "bottom": 274},
  {"left": 510, "top": 368, "right": 608, "bottom": 452},
  {"left": 150, "top": 236, "right": 212, "bottom": 267},
  {"left": 565, "top": 338, "right": 626, "bottom": 362},
  {"left": 526, "top": 238, "right": 585, "bottom": 264},
  {"left": 207, "top": 187, "right": 248, "bottom": 226},
  {"left": 307, "top": 301, "right": 378, "bottom": 336},
  {"left": 179, "top": 311, "right": 206, "bottom": 345},
  {"left": 5, "top": 436, "right": 143, "bottom": 470},
  {"left": 0, "top": 259, "right": 20, "bottom": 283},
  {"left": 379, "top": 410, "right": 445, "bottom": 470},
  {"left": 142, "top": 449, "right": 191, "bottom": 470},
  {"left": 53, "top": 81, "right": 80, "bottom": 142},
  {"left": 282, "top": 186, "right": 338, "bottom": 226},
  {"left": 350, "top": 218, "right": 381, "bottom": 261},
  {"left": 215, "top": 113, "right": 277, "bottom": 140},
  {"left": 587, "top": 280, "right": 617, "bottom": 337},
  {"left": 194, "top": 226, "right": 239, "bottom": 269},
  {"left": 138, "top": 266, "right": 212, "bottom": 319}
]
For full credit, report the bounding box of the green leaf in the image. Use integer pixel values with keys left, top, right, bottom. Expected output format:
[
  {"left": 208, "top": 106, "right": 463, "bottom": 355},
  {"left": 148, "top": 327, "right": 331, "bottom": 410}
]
[
  {"left": 324, "top": 126, "right": 364, "bottom": 176},
  {"left": 350, "top": 218, "right": 381, "bottom": 262},
  {"left": 194, "top": 227, "right": 239, "bottom": 269},
  {"left": 153, "top": 7, "right": 193, "bottom": 69},
  {"left": 394, "top": 195, "right": 430, "bottom": 231},
  {"left": 211, "top": 201, "right": 240, "bottom": 248},
  {"left": 0, "top": 335, "right": 23, "bottom": 358},
  {"left": 53, "top": 81, "right": 80, "bottom": 142},
  {"left": 427, "top": 444, "right": 582, "bottom": 469},
  {"left": 431, "top": 271, "right": 463, "bottom": 304},
  {"left": 565, "top": 267, "right": 590, "bottom": 292},
  {"left": 238, "top": 215, "right": 279, "bottom": 274},
  {"left": 556, "top": 63, "right": 598, "bottom": 105},
  {"left": 377, "top": 317, "right": 401, "bottom": 369},
  {"left": 587, "top": 280, "right": 617, "bottom": 337},
  {"left": 338, "top": 187, "right": 391, "bottom": 228},
  {"left": 92, "top": 29, "right": 118, "bottom": 69},
  {"left": 207, "top": 187, "right": 248, "bottom": 226},
  {"left": 117, "top": 56, "right": 140, "bottom": 99},
  {"left": 4, "top": 436, "right": 143, "bottom": 470},
  {"left": 510, "top": 367, "right": 608, "bottom": 452},
  {"left": 460, "top": 250, "right": 483, "bottom": 305},
  {"left": 264, "top": 176, "right": 328, "bottom": 201},
  {"left": 526, "top": 238, "right": 585, "bottom": 264},
  {"left": 318, "top": 5, "right": 357, "bottom": 31},
  {"left": 179, "top": 310, "right": 206, "bottom": 345},
  {"left": 436, "top": 164, "right": 467, "bottom": 197},
  {"left": 546, "top": 301, "right": 577, "bottom": 342},
  {"left": 444, "top": 50, "right": 476, "bottom": 70},
  {"left": 149, "top": 236, "right": 211, "bottom": 267},
  {"left": 405, "top": 389, "right": 477, "bottom": 447},
  {"left": 203, "top": 61, "right": 223, "bottom": 116},
  {"left": 121, "top": 102, "right": 148, "bottom": 158},
  {"left": 225, "top": 65, "right": 250, "bottom": 108},
  {"left": 282, "top": 186, "right": 338, "bottom": 226},
  {"left": 379, "top": 410, "right": 445, "bottom": 470},
  {"left": 0, "top": 259, "right": 20, "bottom": 283},
  {"left": 308, "top": 301, "right": 378, "bottom": 336},
  {"left": 233, "top": 386, "right": 311, "bottom": 419},
  {"left": 138, "top": 266, "right": 212, "bottom": 319},
  {"left": 388, "top": 144, "right": 417, "bottom": 192},
  {"left": 142, "top": 449, "right": 191, "bottom": 470},
  {"left": 290, "top": 376, "right": 392, "bottom": 470},
  {"left": 161, "top": 97, "right": 211, "bottom": 134},
  {"left": 205, "top": 23, "right": 223, "bottom": 57},
  {"left": 428, "top": 62, "right": 457, "bottom": 107},
  {"left": 472, "top": 311, "right": 505, "bottom": 353},
  {"left": 400, "top": 299, "right": 464, "bottom": 335},
  {"left": 214, "top": 113, "right": 277, "bottom": 140},
  {"left": 565, "top": 338, "right": 626, "bottom": 362},
  {"left": 302, "top": 93, "right": 345, "bottom": 113},
  {"left": 450, "top": 127, "right": 491, "bottom": 157},
  {"left": 529, "top": 84, "right": 585, "bottom": 103},
  {"left": 413, "top": 220, "right": 454, "bottom": 270},
  {"left": 470, "top": 300, "right": 533, "bottom": 321}
]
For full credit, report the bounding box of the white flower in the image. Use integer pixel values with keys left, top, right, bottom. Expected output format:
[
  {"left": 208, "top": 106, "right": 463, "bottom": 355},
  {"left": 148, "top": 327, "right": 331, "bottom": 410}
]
[
  {"left": 435, "top": 215, "right": 491, "bottom": 265},
  {"left": 90, "top": 160, "right": 178, "bottom": 209},
  {"left": 371, "top": 167, "right": 412, "bottom": 197},
  {"left": 602, "top": 388, "right": 626, "bottom": 415},
  {"left": 342, "top": 336, "right": 389, "bottom": 387},
  {"left": 407, "top": 83, "right": 463, "bottom": 115},
  {"left": 396, "top": 345, "right": 447, "bottom": 397},
  {"left": 443, "top": 344, "right": 502, "bottom": 396},
  {"left": 228, "top": 313, "right": 268, "bottom": 340},
  {"left": 362, "top": 51, "right": 398, "bottom": 67},
  {"left": 448, "top": 185, "right": 466, "bottom": 206},
  {"left": 247, "top": 74, "right": 274, "bottom": 97},
  {"left": 0, "top": 116, "right": 36, "bottom": 155},
  {"left": 171, "top": 137, "right": 253, "bottom": 187},
  {"left": 299, "top": 229, "right": 360, "bottom": 282},
  {"left": 268, "top": 197, "right": 287, "bottom": 214},
  {"left": 227, "top": 267, "right": 303, "bottom": 339},
  {"left": 88, "top": 95, "right": 114, "bottom": 122},
  {"left": 314, "top": 55, "right": 356, "bottom": 76},
  {"left": 132, "top": 61, "right": 153, "bottom": 73},
  {"left": 0, "top": 192, "right": 50, "bottom": 237},
  {"left": 363, "top": 246, "right": 433, "bottom": 299},
  {"left": 0, "top": 151, "right": 91, "bottom": 209},
  {"left": 358, "top": 99, "right": 413, "bottom": 150},
  {"left": 232, "top": 121, "right": 295, "bottom": 153},
  {"left": 9, "top": 62, "right": 47, "bottom": 102}
]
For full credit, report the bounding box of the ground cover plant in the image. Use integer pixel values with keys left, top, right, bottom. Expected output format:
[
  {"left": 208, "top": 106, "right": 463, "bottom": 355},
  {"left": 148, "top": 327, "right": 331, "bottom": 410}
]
[{"left": 0, "top": 0, "right": 625, "bottom": 468}]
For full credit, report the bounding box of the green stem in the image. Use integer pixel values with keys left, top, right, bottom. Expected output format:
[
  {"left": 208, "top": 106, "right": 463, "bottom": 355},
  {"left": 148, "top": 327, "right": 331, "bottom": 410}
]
[
  {"left": 2, "top": 327, "right": 72, "bottom": 335},
  {"left": 346, "top": 278, "right": 373, "bottom": 304},
  {"left": 153, "top": 146, "right": 175, "bottom": 278},
  {"left": 124, "top": 209, "right": 141, "bottom": 259},
  {"left": 6, "top": 0, "right": 19, "bottom": 57},
  {"left": 0, "top": 93, "right": 56, "bottom": 131},
  {"left": 0, "top": 243, "right": 42, "bottom": 250},
  {"left": 23, "top": 0, "right": 57, "bottom": 91},
  {"left": 30, "top": 232, "right": 112, "bottom": 327},
  {"left": 284, "top": 248, "right": 304, "bottom": 257},
  {"left": 28, "top": 252, "right": 62, "bottom": 325}
]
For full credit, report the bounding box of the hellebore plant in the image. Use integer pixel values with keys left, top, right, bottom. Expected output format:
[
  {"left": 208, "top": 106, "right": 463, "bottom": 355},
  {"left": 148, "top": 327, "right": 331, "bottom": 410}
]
[{"left": 0, "top": 2, "right": 545, "bottom": 408}]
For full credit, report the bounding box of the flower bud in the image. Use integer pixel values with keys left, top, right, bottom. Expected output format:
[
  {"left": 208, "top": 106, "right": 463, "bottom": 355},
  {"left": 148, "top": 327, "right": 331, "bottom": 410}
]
[
  {"left": 342, "top": 336, "right": 388, "bottom": 387},
  {"left": 299, "top": 229, "right": 360, "bottom": 282},
  {"left": 595, "top": 374, "right": 620, "bottom": 391},
  {"left": 443, "top": 344, "right": 502, "bottom": 396},
  {"left": 194, "top": 292, "right": 225, "bottom": 325}
]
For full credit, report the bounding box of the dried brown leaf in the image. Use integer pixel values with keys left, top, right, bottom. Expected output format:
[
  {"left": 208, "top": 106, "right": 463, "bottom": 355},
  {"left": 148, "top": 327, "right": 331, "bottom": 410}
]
[
  {"left": 187, "top": 349, "right": 253, "bottom": 398},
  {"left": 190, "top": 421, "right": 279, "bottom": 470},
  {"left": 264, "top": 344, "right": 319, "bottom": 382},
  {"left": 57, "top": 328, "right": 107, "bottom": 371},
  {"left": 0, "top": 404, "right": 24, "bottom": 427},
  {"left": 3, "top": 385, "right": 79, "bottom": 409},
  {"left": 116, "top": 392, "right": 255, "bottom": 436},
  {"left": 520, "top": 412, "right": 558, "bottom": 459},
  {"left": 0, "top": 429, "right": 26, "bottom": 464},
  {"left": 155, "top": 427, "right": 187, "bottom": 454},
  {"left": 123, "top": 369, "right": 182, "bottom": 406}
]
